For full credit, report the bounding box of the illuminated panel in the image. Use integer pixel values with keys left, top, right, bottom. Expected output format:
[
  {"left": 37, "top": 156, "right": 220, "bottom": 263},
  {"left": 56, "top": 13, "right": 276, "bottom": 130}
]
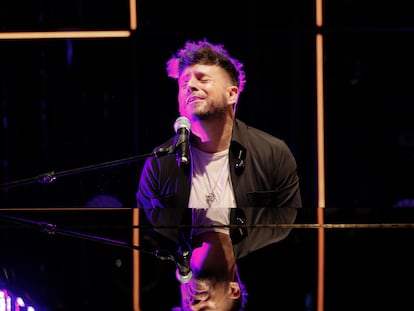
[
  {"left": 0, "top": 30, "right": 130, "bottom": 40},
  {"left": 0, "top": 0, "right": 137, "bottom": 40}
]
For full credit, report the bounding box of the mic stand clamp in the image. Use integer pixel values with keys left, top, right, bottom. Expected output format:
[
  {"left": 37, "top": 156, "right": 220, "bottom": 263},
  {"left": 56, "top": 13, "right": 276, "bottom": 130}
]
[{"left": 175, "top": 245, "right": 192, "bottom": 284}]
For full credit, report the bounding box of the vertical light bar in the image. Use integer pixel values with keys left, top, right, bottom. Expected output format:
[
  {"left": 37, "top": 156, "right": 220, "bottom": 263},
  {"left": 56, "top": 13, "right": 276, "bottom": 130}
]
[
  {"left": 129, "top": 0, "right": 137, "bottom": 30},
  {"left": 316, "top": 0, "right": 323, "bottom": 27},
  {"left": 133, "top": 208, "right": 140, "bottom": 311},
  {"left": 130, "top": 0, "right": 139, "bottom": 308},
  {"left": 315, "top": 0, "right": 325, "bottom": 311},
  {"left": 316, "top": 35, "right": 326, "bottom": 206}
]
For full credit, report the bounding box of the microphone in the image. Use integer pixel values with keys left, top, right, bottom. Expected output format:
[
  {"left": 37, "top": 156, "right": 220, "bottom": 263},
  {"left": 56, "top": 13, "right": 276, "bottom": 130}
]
[
  {"left": 175, "top": 245, "right": 192, "bottom": 284},
  {"left": 173, "top": 116, "right": 191, "bottom": 169}
]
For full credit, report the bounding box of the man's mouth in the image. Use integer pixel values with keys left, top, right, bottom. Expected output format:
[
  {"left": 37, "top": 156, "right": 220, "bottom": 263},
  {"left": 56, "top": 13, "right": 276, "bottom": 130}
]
[{"left": 186, "top": 96, "right": 203, "bottom": 105}]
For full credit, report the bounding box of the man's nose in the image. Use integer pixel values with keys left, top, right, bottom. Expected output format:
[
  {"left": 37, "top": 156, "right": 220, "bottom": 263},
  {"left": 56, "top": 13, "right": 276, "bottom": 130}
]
[{"left": 186, "top": 77, "right": 199, "bottom": 91}]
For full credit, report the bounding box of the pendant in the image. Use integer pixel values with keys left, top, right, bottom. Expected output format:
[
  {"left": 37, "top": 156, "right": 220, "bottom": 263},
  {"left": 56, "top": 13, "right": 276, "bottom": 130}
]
[{"left": 206, "top": 192, "right": 216, "bottom": 207}]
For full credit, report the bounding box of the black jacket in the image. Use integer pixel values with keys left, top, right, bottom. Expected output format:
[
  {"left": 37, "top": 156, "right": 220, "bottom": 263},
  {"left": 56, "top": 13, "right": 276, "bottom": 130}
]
[{"left": 136, "top": 118, "right": 302, "bottom": 259}]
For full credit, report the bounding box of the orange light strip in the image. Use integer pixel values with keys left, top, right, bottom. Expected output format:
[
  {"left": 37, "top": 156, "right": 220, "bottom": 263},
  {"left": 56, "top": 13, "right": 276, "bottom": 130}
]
[
  {"left": 129, "top": 0, "right": 138, "bottom": 30},
  {"left": 128, "top": 2, "right": 139, "bottom": 307},
  {"left": 133, "top": 208, "right": 141, "bottom": 311},
  {"left": 316, "top": 0, "right": 323, "bottom": 27},
  {"left": 129, "top": 1, "right": 139, "bottom": 308},
  {"left": 0, "top": 30, "right": 131, "bottom": 40},
  {"left": 316, "top": 0, "right": 326, "bottom": 308},
  {"left": 316, "top": 34, "right": 326, "bottom": 310},
  {"left": 317, "top": 208, "right": 325, "bottom": 311},
  {"left": 316, "top": 33, "right": 326, "bottom": 211}
]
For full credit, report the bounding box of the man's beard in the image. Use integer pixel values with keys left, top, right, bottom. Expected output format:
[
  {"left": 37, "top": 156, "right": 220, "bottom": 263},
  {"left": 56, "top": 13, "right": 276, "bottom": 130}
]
[{"left": 193, "top": 103, "right": 227, "bottom": 121}]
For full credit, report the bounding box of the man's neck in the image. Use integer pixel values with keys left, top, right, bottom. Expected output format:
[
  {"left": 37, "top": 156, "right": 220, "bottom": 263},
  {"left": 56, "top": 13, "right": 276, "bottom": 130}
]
[{"left": 191, "top": 117, "right": 234, "bottom": 153}]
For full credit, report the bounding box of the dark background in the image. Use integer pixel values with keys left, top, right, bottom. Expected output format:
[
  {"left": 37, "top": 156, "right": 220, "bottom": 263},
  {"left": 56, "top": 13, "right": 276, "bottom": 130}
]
[{"left": 1, "top": 0, "right": 414, "bottom": 310}]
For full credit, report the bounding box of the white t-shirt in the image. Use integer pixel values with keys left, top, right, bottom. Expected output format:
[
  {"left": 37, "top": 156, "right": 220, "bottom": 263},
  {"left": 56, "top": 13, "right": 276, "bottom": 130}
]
[{"left": 189, "top": 147, "right": 236, "bottom": 237}]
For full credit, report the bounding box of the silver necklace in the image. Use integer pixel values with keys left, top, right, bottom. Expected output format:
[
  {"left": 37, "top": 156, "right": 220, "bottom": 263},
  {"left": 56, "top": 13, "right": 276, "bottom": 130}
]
[
  {"left": 191, "top": 147, "right": 229, "bottom": 208},
  {"left": 205, "top": 192, "right": 216, "bottom": 207},
  {"left": 205, "top": 160, "right": 228, "bottom": 208}
]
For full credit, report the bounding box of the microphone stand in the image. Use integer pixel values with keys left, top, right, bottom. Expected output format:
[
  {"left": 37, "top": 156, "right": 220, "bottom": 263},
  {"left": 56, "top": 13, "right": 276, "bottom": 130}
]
[{"left": 0, "top": 146, "right": 173, "bottom": 191}]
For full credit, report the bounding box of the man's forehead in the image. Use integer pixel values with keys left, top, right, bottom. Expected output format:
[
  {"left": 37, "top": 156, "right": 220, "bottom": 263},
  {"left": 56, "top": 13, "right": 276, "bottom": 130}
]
[
  {"left": 180, "top": 64, "right": 219, "bottom": 76},
  {"left": 179, "top": 64, "right": 231, "bottom": 82}
]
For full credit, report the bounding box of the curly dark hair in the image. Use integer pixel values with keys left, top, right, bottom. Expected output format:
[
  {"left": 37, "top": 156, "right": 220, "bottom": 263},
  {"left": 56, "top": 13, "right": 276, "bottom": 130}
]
[{"left": 166, "top": 39, "right": 246, "bottom": 93}]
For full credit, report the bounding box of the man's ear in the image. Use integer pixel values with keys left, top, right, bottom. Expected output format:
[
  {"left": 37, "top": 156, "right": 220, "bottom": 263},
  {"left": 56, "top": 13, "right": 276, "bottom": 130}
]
[
  {"left": 227, "top": 86, "right": 239, "bottom": 105},
  {"left": 228, "top": 281, "right": 241, "bottom": 299}
]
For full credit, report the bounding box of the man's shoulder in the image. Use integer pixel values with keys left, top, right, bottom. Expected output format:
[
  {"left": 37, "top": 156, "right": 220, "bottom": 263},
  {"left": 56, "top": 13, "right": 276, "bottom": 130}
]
[{"left": 234, "top": 119, "right": 286, "bottom": 146}]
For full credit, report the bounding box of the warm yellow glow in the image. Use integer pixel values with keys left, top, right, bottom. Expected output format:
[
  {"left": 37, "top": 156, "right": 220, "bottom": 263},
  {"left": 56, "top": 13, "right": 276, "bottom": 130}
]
[
  {"left": 130, "top": 0, "right": 138, "bottom": 30},
  {"left": 316, "top": 34, "right": 326, "bottom": 209},
  {"left": 315, "top": 0, "right": 325, "bottom": 309},
  {"left": 0, "top": 30, "right": 131, "bottom": 40},
  {"left": 133, "top": 208, "right": 141, "bottom": 311},
  {"left": 316, "top": 0, "right": 323, "bottom": 27},
  {"left": 317, "top": 208, "right": 325, "bottom": 311}
]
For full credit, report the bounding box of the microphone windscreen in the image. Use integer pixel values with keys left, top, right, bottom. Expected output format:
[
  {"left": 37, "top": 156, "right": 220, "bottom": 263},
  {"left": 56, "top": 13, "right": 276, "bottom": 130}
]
[{"left": 174, "top": 116, "right": 191, "bottom": 133}]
